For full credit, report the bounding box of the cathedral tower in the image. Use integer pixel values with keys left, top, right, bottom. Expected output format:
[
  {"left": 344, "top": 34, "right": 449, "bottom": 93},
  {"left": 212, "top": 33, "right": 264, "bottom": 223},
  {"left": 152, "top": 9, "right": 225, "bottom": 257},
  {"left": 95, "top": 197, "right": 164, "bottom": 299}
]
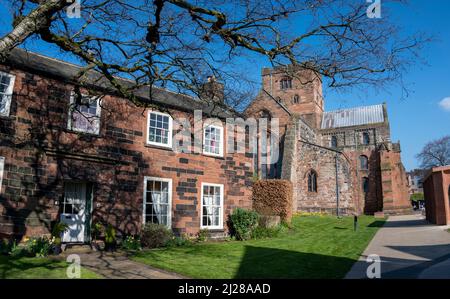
[{"left": 261, "top": 65, "right": 324, "bottom": 129}]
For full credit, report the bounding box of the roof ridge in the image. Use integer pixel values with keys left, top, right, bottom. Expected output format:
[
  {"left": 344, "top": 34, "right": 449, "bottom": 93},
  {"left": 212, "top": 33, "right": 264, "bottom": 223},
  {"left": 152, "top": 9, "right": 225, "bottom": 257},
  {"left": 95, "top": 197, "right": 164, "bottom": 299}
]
[
  {"left": 324, "top": 103, "right": 383, "bottom": 114},
  {"left": 11, "top": 47, "right": 196, "bottom": 102}
]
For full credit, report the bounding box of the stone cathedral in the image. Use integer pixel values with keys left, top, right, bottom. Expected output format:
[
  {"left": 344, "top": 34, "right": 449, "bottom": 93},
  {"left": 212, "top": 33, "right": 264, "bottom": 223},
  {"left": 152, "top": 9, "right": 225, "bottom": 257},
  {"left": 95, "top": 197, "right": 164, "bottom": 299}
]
[{"left": 245, "top": 65, "right": 411, "bottom": 215}]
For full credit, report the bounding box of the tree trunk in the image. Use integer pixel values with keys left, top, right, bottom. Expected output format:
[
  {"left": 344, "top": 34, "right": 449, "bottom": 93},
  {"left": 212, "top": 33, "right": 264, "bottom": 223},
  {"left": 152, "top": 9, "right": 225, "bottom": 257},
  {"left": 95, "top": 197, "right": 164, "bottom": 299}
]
[{"left": 0, "top": 0, "right": 73, "bottom": 60}]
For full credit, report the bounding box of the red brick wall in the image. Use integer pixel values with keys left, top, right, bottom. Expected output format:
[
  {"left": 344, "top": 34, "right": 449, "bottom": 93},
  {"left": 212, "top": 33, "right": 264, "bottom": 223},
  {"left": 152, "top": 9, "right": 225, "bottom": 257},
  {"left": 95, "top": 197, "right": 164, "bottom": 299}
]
[
  {"left": 424, "top": 167, "right": 450, "bottom": 225},
  {"left": 0, "top": 65, "right": 254, "bottom": 239}
]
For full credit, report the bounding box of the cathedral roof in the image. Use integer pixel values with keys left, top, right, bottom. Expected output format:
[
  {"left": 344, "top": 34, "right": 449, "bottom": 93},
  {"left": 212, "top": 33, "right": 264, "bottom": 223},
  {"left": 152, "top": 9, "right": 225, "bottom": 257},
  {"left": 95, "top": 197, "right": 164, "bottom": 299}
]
[{"left": 321, "top": 104, "right": 385, "bottom": 129}]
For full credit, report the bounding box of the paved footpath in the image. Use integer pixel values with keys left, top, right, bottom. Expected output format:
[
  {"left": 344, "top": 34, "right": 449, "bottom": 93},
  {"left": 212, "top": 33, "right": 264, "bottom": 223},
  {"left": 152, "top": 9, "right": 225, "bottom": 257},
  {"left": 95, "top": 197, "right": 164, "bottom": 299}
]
[
  {"left": 346, "top": 214, "right": 450, "bottom": 279},
  {"left": 62, "top": 251, "right": 186, "bottom": 279}
]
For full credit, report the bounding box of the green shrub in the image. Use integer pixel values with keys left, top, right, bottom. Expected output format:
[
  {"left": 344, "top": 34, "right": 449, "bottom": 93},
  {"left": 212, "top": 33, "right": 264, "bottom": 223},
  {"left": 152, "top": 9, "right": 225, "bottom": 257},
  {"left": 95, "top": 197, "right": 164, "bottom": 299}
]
[
  {"left": 0, "top": 239, "right": 13, "bottom": 255},
  {"left": 1, "top": 238, "right": 29, "bottom": 257},
  {"left": 51, "top": 222, "right": 68, "bottom": 246},
  {"left": 121, "top": 235, "right": 141, "bottom": 251},
  {"left": 410, "top": 193, "right": 424, "bottom": 202},
  {"left": 141, "top": 223, "right": 174, "bottom": 248},
  {"left": 196, "top": 229, "right": 209, "bottom": 242},
  {"left": 230, "top": 208, "right": 260, "bottom": 241},
  {"left": 166, "top": 235, "right": 193, "bottom": 247},
  {"left": 26, "top": 236, "right": 53, "bottom": 257},
  {"left": 251, "top": 225, "right": 285, "bottom": 239},
  {"left": 104, "top": 224, "right": 117, "bottom": 251},
  {"left": 92, "top": 222, "right": 104, "bottom": 241},
  {"left": 9, "top": 241, "right": 26, "bottom": 257}
]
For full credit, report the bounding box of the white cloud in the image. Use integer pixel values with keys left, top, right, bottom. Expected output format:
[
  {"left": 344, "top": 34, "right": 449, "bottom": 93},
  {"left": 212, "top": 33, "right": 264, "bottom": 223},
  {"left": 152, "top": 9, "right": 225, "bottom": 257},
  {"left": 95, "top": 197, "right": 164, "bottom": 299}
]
[{"left": 439, "top": 97, "right": 450, "bottom": 112}]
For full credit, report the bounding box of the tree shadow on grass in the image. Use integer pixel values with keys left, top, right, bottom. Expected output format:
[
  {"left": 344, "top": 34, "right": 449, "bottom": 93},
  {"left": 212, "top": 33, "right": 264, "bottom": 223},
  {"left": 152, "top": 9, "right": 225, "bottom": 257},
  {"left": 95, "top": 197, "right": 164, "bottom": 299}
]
[
  {"left": 0, "top": 255, "right": 65, "bottom": 279},
  {"left": 234, "top": 246, "right": 357, "bottom": 279}
]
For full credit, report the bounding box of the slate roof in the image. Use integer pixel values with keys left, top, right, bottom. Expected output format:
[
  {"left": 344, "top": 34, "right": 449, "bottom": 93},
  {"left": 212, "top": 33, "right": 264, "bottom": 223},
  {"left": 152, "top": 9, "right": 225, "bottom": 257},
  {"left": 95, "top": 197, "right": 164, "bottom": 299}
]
[
  {"left": 3, "top": 48, "right": 238, "bottom": 119},
  {"left": 321, "top": 104, "right": 385, "bottom": 130}
]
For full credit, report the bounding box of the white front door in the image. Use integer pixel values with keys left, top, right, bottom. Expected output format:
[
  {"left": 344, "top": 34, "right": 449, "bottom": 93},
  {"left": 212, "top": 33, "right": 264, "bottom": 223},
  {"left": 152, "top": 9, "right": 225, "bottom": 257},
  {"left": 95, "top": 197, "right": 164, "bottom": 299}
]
[{"left": 61, "top": 182, "right": 87, "bottom": 243}]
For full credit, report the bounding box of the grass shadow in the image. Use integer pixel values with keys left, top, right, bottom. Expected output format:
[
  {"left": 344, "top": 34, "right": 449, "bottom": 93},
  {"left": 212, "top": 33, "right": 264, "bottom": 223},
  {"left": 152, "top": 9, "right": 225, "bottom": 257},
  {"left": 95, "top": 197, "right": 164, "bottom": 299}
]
[{"left": 234, "top": 246, "right": 357, "bottom": 279}]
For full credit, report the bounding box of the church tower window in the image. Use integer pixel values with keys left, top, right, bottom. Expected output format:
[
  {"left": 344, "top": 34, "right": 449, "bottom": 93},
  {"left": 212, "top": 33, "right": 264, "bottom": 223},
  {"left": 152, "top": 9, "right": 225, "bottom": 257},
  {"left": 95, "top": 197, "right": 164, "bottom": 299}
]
[{"left": 280, "top": 77, "right": 292, "bottom": 90}]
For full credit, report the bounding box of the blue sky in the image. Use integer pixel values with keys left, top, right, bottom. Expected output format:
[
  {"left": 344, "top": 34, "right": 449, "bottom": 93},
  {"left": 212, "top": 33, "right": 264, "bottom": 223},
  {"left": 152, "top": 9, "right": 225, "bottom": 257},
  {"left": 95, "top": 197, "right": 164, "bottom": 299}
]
[
  {"left": 0, "top": 0, "right": 449, "bottom": 171},
  {"left": 322, "top": 0, "right": 450, "bottom": 171}
]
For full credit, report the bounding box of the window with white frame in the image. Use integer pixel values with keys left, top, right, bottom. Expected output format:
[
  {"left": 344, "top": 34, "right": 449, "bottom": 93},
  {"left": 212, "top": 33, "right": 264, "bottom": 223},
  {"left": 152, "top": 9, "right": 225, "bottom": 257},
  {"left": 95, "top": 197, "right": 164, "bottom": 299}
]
[
  {"left": 147, "top": 111, "right": 173, "bottom": 147},
  {"left": 201, "top": 183, "right": 223, "bottom": 229},
  {"left": 203, "top": 125, "right": 223, "bottom": 156},
  {"left": 0, "top": 156, "right": 4, "bottom": 193},
  {"left": 143, "top": 177, "right": 172, "bottom": 227},
  {"left": 68, "top": 93, "right": 101, "bottom": 134},
  {"left": 0, "top": 72, "right": 16, "bottom": 116}
]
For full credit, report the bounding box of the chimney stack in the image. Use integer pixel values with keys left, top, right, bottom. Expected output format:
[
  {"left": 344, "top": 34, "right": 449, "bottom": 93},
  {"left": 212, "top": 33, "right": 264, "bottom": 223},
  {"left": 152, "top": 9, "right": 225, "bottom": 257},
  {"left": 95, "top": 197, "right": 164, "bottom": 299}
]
[{"left": 200, "top": 75, "right": 224, "bottom": 104}]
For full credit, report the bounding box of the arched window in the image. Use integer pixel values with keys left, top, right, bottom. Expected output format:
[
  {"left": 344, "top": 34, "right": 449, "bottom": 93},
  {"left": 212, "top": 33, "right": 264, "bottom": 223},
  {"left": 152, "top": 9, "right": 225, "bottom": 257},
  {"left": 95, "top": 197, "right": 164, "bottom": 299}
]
[
  {"left": 359, "top": 155, "right": 369, "bottom": 170},
  {"left": 330, "top": 136, "right": 338, "bottom": 148},
  {"left": 308, "top": 170, "right": 318, "bottom": 193},
  {"left": 280, "top": 77, "right": 292, "bottom": 90},
  {"left": 362, "top": 132, "right": 370, "bottom": 145},
  {"left": 293, "top": 94, "right": 300, "bottom": 104},
  {"left": 259, "top": 109, "right": 272, "bottom": 121},
  {"left": 362, "top": 177, "right": 369, "bottom": 194}
]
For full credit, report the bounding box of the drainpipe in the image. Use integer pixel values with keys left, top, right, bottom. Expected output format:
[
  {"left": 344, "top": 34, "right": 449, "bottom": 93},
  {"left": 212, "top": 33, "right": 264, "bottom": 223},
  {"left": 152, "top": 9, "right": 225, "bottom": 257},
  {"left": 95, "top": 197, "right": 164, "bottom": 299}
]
[{"left": 335, "top": 153, "right": 340, "bottom": 217}]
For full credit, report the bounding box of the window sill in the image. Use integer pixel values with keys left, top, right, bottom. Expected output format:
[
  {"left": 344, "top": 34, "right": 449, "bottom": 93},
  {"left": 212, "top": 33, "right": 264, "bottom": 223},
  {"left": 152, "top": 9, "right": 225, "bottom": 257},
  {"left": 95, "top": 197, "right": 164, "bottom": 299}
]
[
  {"left": 202, "top": 152, "right": 224, "bottom": 159},
  {"left": 200, "top": 227, "right": 224, "bottom": 231},
  {"left": 145, "top": 143, "right": 173, "bottom": 151},
  {"left": 66, "top": 128, "right": 101, "bottom": 137}
]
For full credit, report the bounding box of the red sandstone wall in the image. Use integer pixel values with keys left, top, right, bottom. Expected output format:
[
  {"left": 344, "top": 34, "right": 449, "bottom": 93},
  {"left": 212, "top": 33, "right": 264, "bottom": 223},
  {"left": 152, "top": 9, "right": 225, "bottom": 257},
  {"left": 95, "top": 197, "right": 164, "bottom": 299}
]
[
  {"left": 0, "top": 65, "right": 254, "bottom": 238},
  {"left": 379, "top": 149, "right": 411, "bottom": 215},
  {"left": 424, "top": 168, "right": 450, "bottom": 225}
]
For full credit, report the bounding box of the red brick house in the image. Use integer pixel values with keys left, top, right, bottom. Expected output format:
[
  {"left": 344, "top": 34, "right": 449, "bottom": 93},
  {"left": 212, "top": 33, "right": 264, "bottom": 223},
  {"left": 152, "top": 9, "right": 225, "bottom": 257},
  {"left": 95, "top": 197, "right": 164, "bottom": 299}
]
[
  {"left": 0, "top": 49, "right": 254, "bottom": 242},
  {"left": 0, "top": 49, "right": 413, "bottom": 243},
  {"left": 423, "top": 165, "right": 450, "bottom": 225}
]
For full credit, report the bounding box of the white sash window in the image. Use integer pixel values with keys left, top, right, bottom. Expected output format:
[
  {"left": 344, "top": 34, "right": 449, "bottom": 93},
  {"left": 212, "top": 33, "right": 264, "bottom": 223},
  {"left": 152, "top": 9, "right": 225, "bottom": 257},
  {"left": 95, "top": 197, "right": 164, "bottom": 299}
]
[
  {"left": 201, "top": 183, "right": 223, "bottom": 229},
  {"left": 203, "top": 125, "right": 223, "bottom": 157},
  {"left": 0, "top": 72, "right": 15, "bottom": 116},
  {"left": 143, "top": 177, "right": 172, "bottom": 227},
  {"left": 147, "top": 111, "right": 173, "bottom": 148}
]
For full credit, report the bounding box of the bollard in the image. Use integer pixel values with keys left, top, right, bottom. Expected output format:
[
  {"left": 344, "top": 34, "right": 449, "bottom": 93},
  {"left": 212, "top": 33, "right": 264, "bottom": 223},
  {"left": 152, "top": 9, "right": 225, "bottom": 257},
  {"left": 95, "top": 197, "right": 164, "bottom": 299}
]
[{"left": 354, "top": 215, "right": 358, "bottom": 231}]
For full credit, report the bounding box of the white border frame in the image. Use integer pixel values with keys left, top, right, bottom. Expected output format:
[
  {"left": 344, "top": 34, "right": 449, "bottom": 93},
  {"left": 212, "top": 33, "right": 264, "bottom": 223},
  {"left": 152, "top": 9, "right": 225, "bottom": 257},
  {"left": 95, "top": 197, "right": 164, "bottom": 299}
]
[
  {"left": 203, "top": 124, "right": 224, "bottom": 157},
  {"left": 143, "top": 176, "right": 173, "bottom": 228},
  {"left": 200, "top": 182, "right": 224, "bottom": 230},
  {"left": 0, "top": 156, "right": 4, "bottom": 193},
  {"left": 67, "top": 91, "right": 102, "bottom": 135},
  {"left": 0, "top": 71, "right": 16, "bottom": 117},
  {"left": 146, "top": 110, "right": 173, "bottom": 149}
]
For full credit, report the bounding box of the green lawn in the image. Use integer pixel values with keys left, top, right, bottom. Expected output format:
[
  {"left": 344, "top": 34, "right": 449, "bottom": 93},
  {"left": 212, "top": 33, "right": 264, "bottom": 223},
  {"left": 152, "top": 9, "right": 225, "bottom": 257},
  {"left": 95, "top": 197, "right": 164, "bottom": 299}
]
[
  {"left": 0, "top": 255, "right": 101, "bottom": 279},
  {"left": 132, "top": 215, "right": 385, "bottom": 279}
]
